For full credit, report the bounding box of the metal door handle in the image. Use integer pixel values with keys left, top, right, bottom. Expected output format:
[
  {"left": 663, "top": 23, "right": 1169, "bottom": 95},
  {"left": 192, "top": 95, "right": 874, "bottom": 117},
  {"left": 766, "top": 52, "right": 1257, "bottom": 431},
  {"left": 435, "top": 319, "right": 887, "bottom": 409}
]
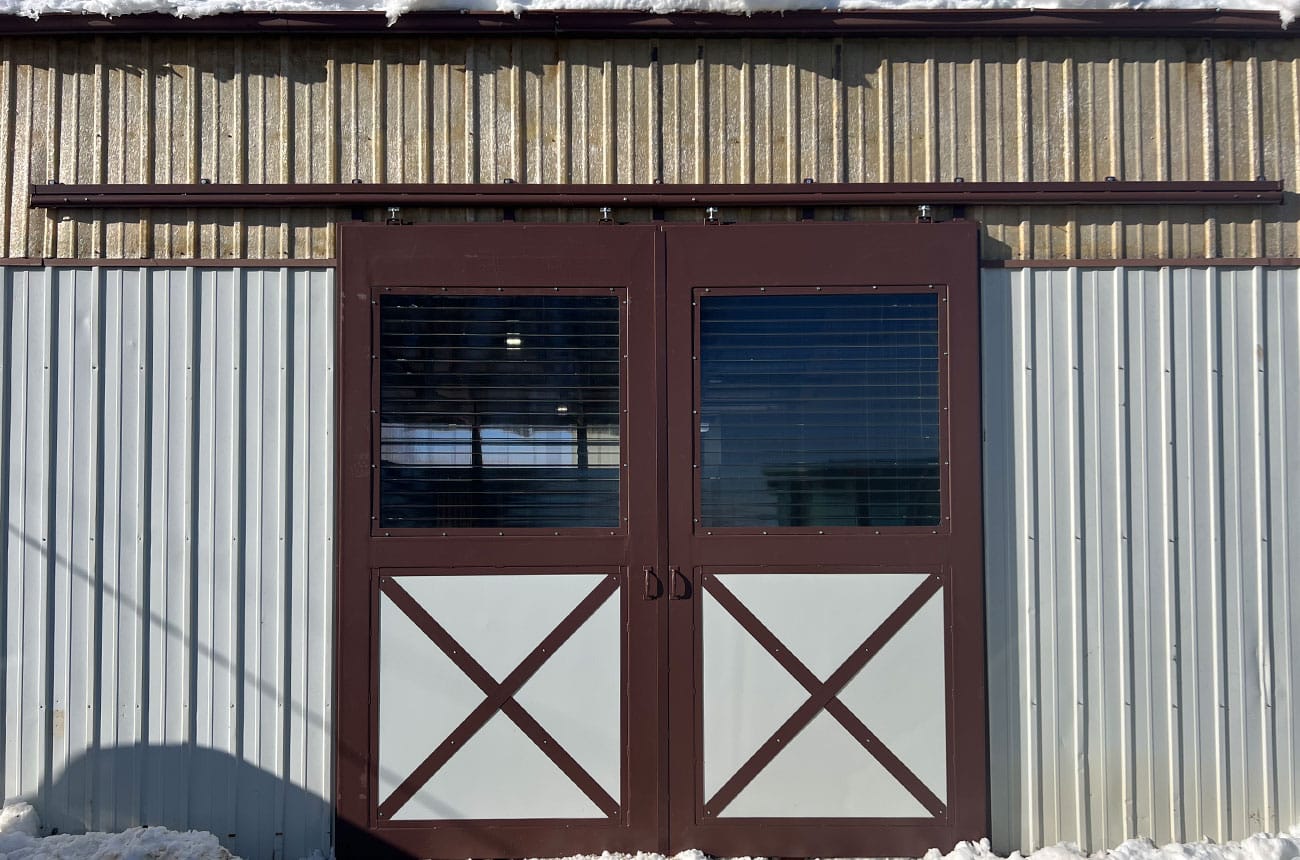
[
  {"left": 669, "top": 566, "right": 690, "bottom": 600},
  {"left": 642, "top": 566, "right": 662, "bottom": 600}
]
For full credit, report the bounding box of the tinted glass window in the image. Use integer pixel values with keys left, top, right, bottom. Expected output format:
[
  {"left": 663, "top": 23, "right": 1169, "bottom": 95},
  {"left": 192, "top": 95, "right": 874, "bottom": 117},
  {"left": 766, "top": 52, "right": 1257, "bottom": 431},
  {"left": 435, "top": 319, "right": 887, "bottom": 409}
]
[
  {"left": 379, "top": 293, "right": 621, "bottom": 529},
  {"left": 698, "top": 292, "right": 940, "bottom": 528}
]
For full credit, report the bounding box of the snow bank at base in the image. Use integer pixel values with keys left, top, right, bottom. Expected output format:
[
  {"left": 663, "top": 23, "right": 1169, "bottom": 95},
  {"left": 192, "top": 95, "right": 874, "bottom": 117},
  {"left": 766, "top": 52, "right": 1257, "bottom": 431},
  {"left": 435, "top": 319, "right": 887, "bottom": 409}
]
[
  {"left": 0, "top": 802, "right": 1296, "bottom": 860},
  {"left": 0, "top": 0, "right": 1297, "bottom": 28},
  {"left": 924, "top": 829, "right": 1300, "bottom": 860},
  {"left": 0, "top": 805, "right": 39, "bottom": 840},
  {"left": 0, "top": 803, "right": 236, "bottom": 860},
  {"left": 539, "top": 830, "right": 1300, "bottom": 860}
]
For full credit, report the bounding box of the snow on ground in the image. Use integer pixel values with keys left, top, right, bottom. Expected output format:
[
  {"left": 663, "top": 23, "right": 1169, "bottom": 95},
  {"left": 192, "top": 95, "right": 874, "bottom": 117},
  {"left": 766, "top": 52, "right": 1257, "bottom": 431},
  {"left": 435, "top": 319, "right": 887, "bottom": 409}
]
[
  {"left": 0, "top": 0, "right": 1296, "bottom": 29},
  {"left": 535, "top": 830, "right": 1300, "bottom": 860},
  {"left": 0, "top": 803, "right": 235, "bottom": 860},
  {"left": 1, "top": 803, "right": 1298, "bottom": 860},
  {"left": 0, "top": 806, "right": 38, "bottom": 840},
  {"left": 921, "top": 829, "right": 1300, "bottom": 860}
]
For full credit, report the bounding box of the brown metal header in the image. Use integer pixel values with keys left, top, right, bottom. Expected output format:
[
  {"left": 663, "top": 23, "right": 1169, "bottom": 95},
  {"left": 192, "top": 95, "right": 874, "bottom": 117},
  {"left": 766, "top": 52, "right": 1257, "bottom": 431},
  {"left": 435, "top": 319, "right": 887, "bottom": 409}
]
[
  {"left": 0, "top": 9, "right": 1294, "bottom": 37},
  {"left": 29, "top": 180, "right": 1285, "bottom": 210}
]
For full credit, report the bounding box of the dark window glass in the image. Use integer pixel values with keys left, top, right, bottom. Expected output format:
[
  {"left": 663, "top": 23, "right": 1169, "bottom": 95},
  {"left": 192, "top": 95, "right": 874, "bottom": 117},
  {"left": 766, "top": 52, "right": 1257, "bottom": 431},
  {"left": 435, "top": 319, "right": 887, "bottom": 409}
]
[
  {"left": 379, "top": 293, "right": 621, "bottom": 529},
  {"left": 698, "top": 292, "right": 940, "bottom": 528}
]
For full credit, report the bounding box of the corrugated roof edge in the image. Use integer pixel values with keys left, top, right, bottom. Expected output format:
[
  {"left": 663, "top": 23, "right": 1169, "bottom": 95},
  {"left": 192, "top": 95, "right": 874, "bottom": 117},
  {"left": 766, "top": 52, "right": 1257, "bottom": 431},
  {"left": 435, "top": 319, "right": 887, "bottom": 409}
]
[{"left": 0, "top": 8, "right": 1293, "bottom": 34}]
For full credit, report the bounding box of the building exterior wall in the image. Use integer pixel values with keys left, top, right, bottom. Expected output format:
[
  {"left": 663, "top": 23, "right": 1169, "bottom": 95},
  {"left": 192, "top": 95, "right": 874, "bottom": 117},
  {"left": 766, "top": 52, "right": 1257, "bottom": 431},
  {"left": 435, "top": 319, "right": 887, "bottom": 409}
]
[
  {"left": 3, "top": 261, "right": 1297, "bottom": 855},
  {"left": 1, "top": 16, "right": 1297, "bottom": 858},
  {"left": 0, "top": 265, "right": 335, "bottom": 860},
  {"left": 2, "top": 34, "right": 1299, "bottom": 261},
  {"left": 982, "top": 265, "right": 1300, "bottom": 851}
]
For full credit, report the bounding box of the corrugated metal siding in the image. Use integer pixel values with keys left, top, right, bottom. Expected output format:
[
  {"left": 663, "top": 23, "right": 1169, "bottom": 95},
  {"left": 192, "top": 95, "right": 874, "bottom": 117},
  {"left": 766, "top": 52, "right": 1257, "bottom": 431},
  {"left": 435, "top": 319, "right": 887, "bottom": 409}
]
[
  {"left": 0, "top": 265, "right": 335, "bottom": 860},
  {"left": 4, "top": 260, "right": 1297, "bottom": 857},
  {"left": 982, "top": 266, "right": 1300, "bottom": 852},
  {"left": 2, "top": 35, "right": 1298, "bottom": 261}
]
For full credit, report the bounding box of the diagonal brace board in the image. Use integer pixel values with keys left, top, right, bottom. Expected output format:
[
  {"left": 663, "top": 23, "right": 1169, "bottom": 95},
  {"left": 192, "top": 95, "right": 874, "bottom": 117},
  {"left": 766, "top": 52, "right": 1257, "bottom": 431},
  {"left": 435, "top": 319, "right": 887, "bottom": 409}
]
[
  {"left": 700, "top": 573, "right": 946, "bottom": 819},
  {"left": 377, "top": 575, "right": 622, "bottom": 820}
]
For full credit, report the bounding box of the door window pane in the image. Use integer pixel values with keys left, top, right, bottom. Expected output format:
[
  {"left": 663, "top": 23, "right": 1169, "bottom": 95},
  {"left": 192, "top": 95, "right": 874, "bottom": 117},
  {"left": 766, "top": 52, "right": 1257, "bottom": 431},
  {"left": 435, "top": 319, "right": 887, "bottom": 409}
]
[
  {"left": 379, "top": 293, "right": 621, "bottom": 529},
  {"left": 698, "top": 292, "right": 940, "bottom": 528}
]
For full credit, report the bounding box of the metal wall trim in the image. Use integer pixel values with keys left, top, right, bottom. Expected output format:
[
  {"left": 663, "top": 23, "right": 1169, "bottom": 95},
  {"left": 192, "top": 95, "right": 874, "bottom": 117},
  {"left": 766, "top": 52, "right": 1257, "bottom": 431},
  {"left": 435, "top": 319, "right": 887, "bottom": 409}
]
[
  {"left": 985, "top": 257, "right": 1300, "bottom": 268},
  {"left": 0, "top": 258, "right": 340, "bottom": 268}
]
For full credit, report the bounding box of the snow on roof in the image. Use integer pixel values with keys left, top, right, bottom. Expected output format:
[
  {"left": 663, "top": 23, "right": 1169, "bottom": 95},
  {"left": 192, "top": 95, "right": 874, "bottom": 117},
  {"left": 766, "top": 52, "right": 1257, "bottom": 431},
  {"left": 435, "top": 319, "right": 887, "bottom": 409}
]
[{"left": 0, "top": 0, "right": 1296, "bottom": 25}]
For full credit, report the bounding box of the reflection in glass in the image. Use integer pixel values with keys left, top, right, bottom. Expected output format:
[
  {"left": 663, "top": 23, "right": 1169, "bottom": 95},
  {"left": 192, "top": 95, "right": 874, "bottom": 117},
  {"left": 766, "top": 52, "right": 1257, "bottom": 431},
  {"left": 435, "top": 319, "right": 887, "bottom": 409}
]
[
  {"left": 379, "top": 293, "right": 621, "bottom": 528},
  {"left": 698, "top": 292, "right": 941, "bottom": 528}
]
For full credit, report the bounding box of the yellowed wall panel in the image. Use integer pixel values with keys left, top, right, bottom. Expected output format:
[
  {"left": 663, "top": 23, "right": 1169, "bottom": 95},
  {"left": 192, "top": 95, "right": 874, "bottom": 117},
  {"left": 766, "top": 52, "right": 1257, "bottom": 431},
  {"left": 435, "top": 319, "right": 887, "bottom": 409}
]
[{"left": 4, "top": 34, "right": 1297, "bottom": 260}]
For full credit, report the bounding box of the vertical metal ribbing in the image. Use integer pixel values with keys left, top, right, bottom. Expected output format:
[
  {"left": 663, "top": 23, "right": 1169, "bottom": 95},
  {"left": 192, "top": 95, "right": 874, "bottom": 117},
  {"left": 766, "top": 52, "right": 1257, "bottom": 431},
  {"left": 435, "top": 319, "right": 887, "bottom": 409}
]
[
  {"left": 0, "top": 57, "right": 12, "bottom": 256},
  {"left": 649, "top": 41, "right": 662, "bottom": 185},
  {"left": 1263, "top": 268, "right": 1300, "bottom": 834},
  {"left": 692, "top": 41, "right": 705, "bottom": 183},
  {"left": 1015, "top": 41, "right": 1031, "bottom": 256},
  {"left": 0, "top": 34, "right": 1296, "bottom": 260},
  {"left": 983, "top": 266, "right": 1300, "bottom": 852},
  {"left": 1, "top": 266, "right": 334, "bottom": 859},
  {"left": 370, "top": 44, "right": 384, "bottom": 184},
  {"left": 135, "top": 39, "right": 152, "bottom": 258},
  {"left": 0, "top": 268, "right": 10, "bottom": 808},
  {"left": 90, "top": 39, "right": 106, "bottom": 258},
  {"left": 599, "top": 47, "right": 613, "bottom": 184},
  {"left": 1246, "top": 53, "right": 1264, "bottom": 257},
  {"left": 1202, "top": 49, "right": 1219, "bottom": 258}
]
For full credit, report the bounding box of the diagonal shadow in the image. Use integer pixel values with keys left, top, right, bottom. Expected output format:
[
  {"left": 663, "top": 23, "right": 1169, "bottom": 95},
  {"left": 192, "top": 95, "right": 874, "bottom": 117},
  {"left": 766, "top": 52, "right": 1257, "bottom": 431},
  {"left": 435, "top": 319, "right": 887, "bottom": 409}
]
[
  {"left": 6, "top": 524, "right": 328, "bottom": 735},
  {"left": 4, "top": 524, "right": 433, "bottom": 818}
]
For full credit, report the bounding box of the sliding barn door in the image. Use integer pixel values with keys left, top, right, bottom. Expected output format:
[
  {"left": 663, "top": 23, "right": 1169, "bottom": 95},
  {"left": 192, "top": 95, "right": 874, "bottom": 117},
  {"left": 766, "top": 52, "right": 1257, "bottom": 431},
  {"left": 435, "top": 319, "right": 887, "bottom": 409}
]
[
  {"left": 337, "top": 224, "right": 664, "bottom": 859},
  {"left": 663, "top": 223, "right": 987, "bottom": 857},
  {"left": 337, "top": 220, "right": 987, "bottom": 859}
]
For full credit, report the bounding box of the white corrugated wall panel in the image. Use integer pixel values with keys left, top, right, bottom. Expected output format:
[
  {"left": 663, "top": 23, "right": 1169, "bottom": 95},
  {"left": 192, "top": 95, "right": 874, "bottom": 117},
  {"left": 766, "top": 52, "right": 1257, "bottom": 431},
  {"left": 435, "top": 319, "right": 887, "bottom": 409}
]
[
  {"left": 4, "top": 259, "right": 1297, "bottom": 858},
  {"left": 0, "top": 265, "right": 334, "bottom": 860},
  {"left": 983, "top": 265, "right": 1300, "bottom": 853}
]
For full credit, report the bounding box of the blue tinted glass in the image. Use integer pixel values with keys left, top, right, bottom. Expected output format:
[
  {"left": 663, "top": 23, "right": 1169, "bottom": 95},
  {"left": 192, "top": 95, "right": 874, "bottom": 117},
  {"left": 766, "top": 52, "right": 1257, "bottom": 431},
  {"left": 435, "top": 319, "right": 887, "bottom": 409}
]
[
  {"left": 379, "top": 294, "right": 621, "bottom": 529},
  {"left": 698, "top": 292, "right": 940, "bottom": 527}
]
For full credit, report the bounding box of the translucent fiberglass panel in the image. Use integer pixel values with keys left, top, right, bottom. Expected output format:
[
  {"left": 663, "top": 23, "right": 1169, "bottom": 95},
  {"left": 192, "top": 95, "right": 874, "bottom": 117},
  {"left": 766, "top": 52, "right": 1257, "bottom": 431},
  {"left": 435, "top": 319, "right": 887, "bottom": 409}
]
[
  {"left": 698, "top": 292, "right": 940, "bottom": 528},
  {"left": 379, "top": 293, "right": 621, "bottom": 529}
]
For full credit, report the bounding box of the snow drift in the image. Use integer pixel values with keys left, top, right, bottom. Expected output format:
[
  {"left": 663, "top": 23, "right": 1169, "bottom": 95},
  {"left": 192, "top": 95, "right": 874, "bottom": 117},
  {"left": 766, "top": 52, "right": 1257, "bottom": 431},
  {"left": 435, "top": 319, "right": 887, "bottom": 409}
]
[
  {"left": 1, "top": 800, "right": 1299, "bottom": 860},
  {"left": 0, "top": 802, "right": 235, "bottom": 860},
  {"left": 544, "top": 830, "right": 1300, "bottom": 860}
]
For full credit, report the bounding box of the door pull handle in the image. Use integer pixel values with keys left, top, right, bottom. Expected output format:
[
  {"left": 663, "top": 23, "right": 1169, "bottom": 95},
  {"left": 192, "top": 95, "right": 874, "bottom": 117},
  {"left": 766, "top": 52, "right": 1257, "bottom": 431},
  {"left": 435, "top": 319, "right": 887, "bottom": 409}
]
[
  {"left": 642, "top": 566, "right": 663, "bottom": 601},
  {"left": 669, "top": 566, "right": 690, "bottom": 600}
]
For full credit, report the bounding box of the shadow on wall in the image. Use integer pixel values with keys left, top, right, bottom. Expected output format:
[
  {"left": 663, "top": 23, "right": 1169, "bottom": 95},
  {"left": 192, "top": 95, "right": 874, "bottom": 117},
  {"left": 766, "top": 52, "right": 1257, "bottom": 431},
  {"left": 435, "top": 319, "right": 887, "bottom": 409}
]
[
  {"left": 43, "top": 745, "right": 414, "bottom": 859},
  {"left": 0, "top": 523, "right": 335, "bottom": 860},
  {"left": 41, "top": 744, "right": 330, "bottom": 860}
]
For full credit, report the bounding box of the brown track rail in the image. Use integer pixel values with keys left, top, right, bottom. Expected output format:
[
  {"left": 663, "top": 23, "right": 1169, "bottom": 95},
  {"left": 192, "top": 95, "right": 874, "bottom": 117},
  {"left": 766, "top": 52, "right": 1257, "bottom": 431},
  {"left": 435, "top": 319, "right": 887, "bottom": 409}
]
[{"left": 30, "top": 180, "right": 1285, "bottom": 210}]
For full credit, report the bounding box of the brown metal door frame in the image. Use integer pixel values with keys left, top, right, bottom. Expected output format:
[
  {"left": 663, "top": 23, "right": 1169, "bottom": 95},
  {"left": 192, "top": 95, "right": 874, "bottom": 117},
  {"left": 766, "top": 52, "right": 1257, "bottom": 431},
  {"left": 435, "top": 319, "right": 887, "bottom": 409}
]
[
  {"left": 336, "top": 223, "right": 666, "bottom": 859},
  {"left": 663, "top": 222, "right": 988, "bottom": 856}
]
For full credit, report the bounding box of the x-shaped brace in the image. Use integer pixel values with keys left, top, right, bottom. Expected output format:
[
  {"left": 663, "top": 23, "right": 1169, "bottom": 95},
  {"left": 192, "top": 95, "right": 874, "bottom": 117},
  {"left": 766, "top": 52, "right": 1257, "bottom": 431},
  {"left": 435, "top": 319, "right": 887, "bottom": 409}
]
[
  {"left": 377, "top": 574, "right": 621, "bottom": 821},
  {"left": 700, "top": 572, "right": 947, "bottom": 819}
]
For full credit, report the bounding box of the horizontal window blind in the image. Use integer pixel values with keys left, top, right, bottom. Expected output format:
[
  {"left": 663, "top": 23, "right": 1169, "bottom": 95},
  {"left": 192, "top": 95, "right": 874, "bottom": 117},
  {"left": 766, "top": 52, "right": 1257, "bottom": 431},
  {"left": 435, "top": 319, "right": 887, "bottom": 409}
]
[
  {"left": 698, "top": 292, "right": 941, "bottom": 528},
  {"left": 379, "top": 293, "right": 621, "bottom": 529}
]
